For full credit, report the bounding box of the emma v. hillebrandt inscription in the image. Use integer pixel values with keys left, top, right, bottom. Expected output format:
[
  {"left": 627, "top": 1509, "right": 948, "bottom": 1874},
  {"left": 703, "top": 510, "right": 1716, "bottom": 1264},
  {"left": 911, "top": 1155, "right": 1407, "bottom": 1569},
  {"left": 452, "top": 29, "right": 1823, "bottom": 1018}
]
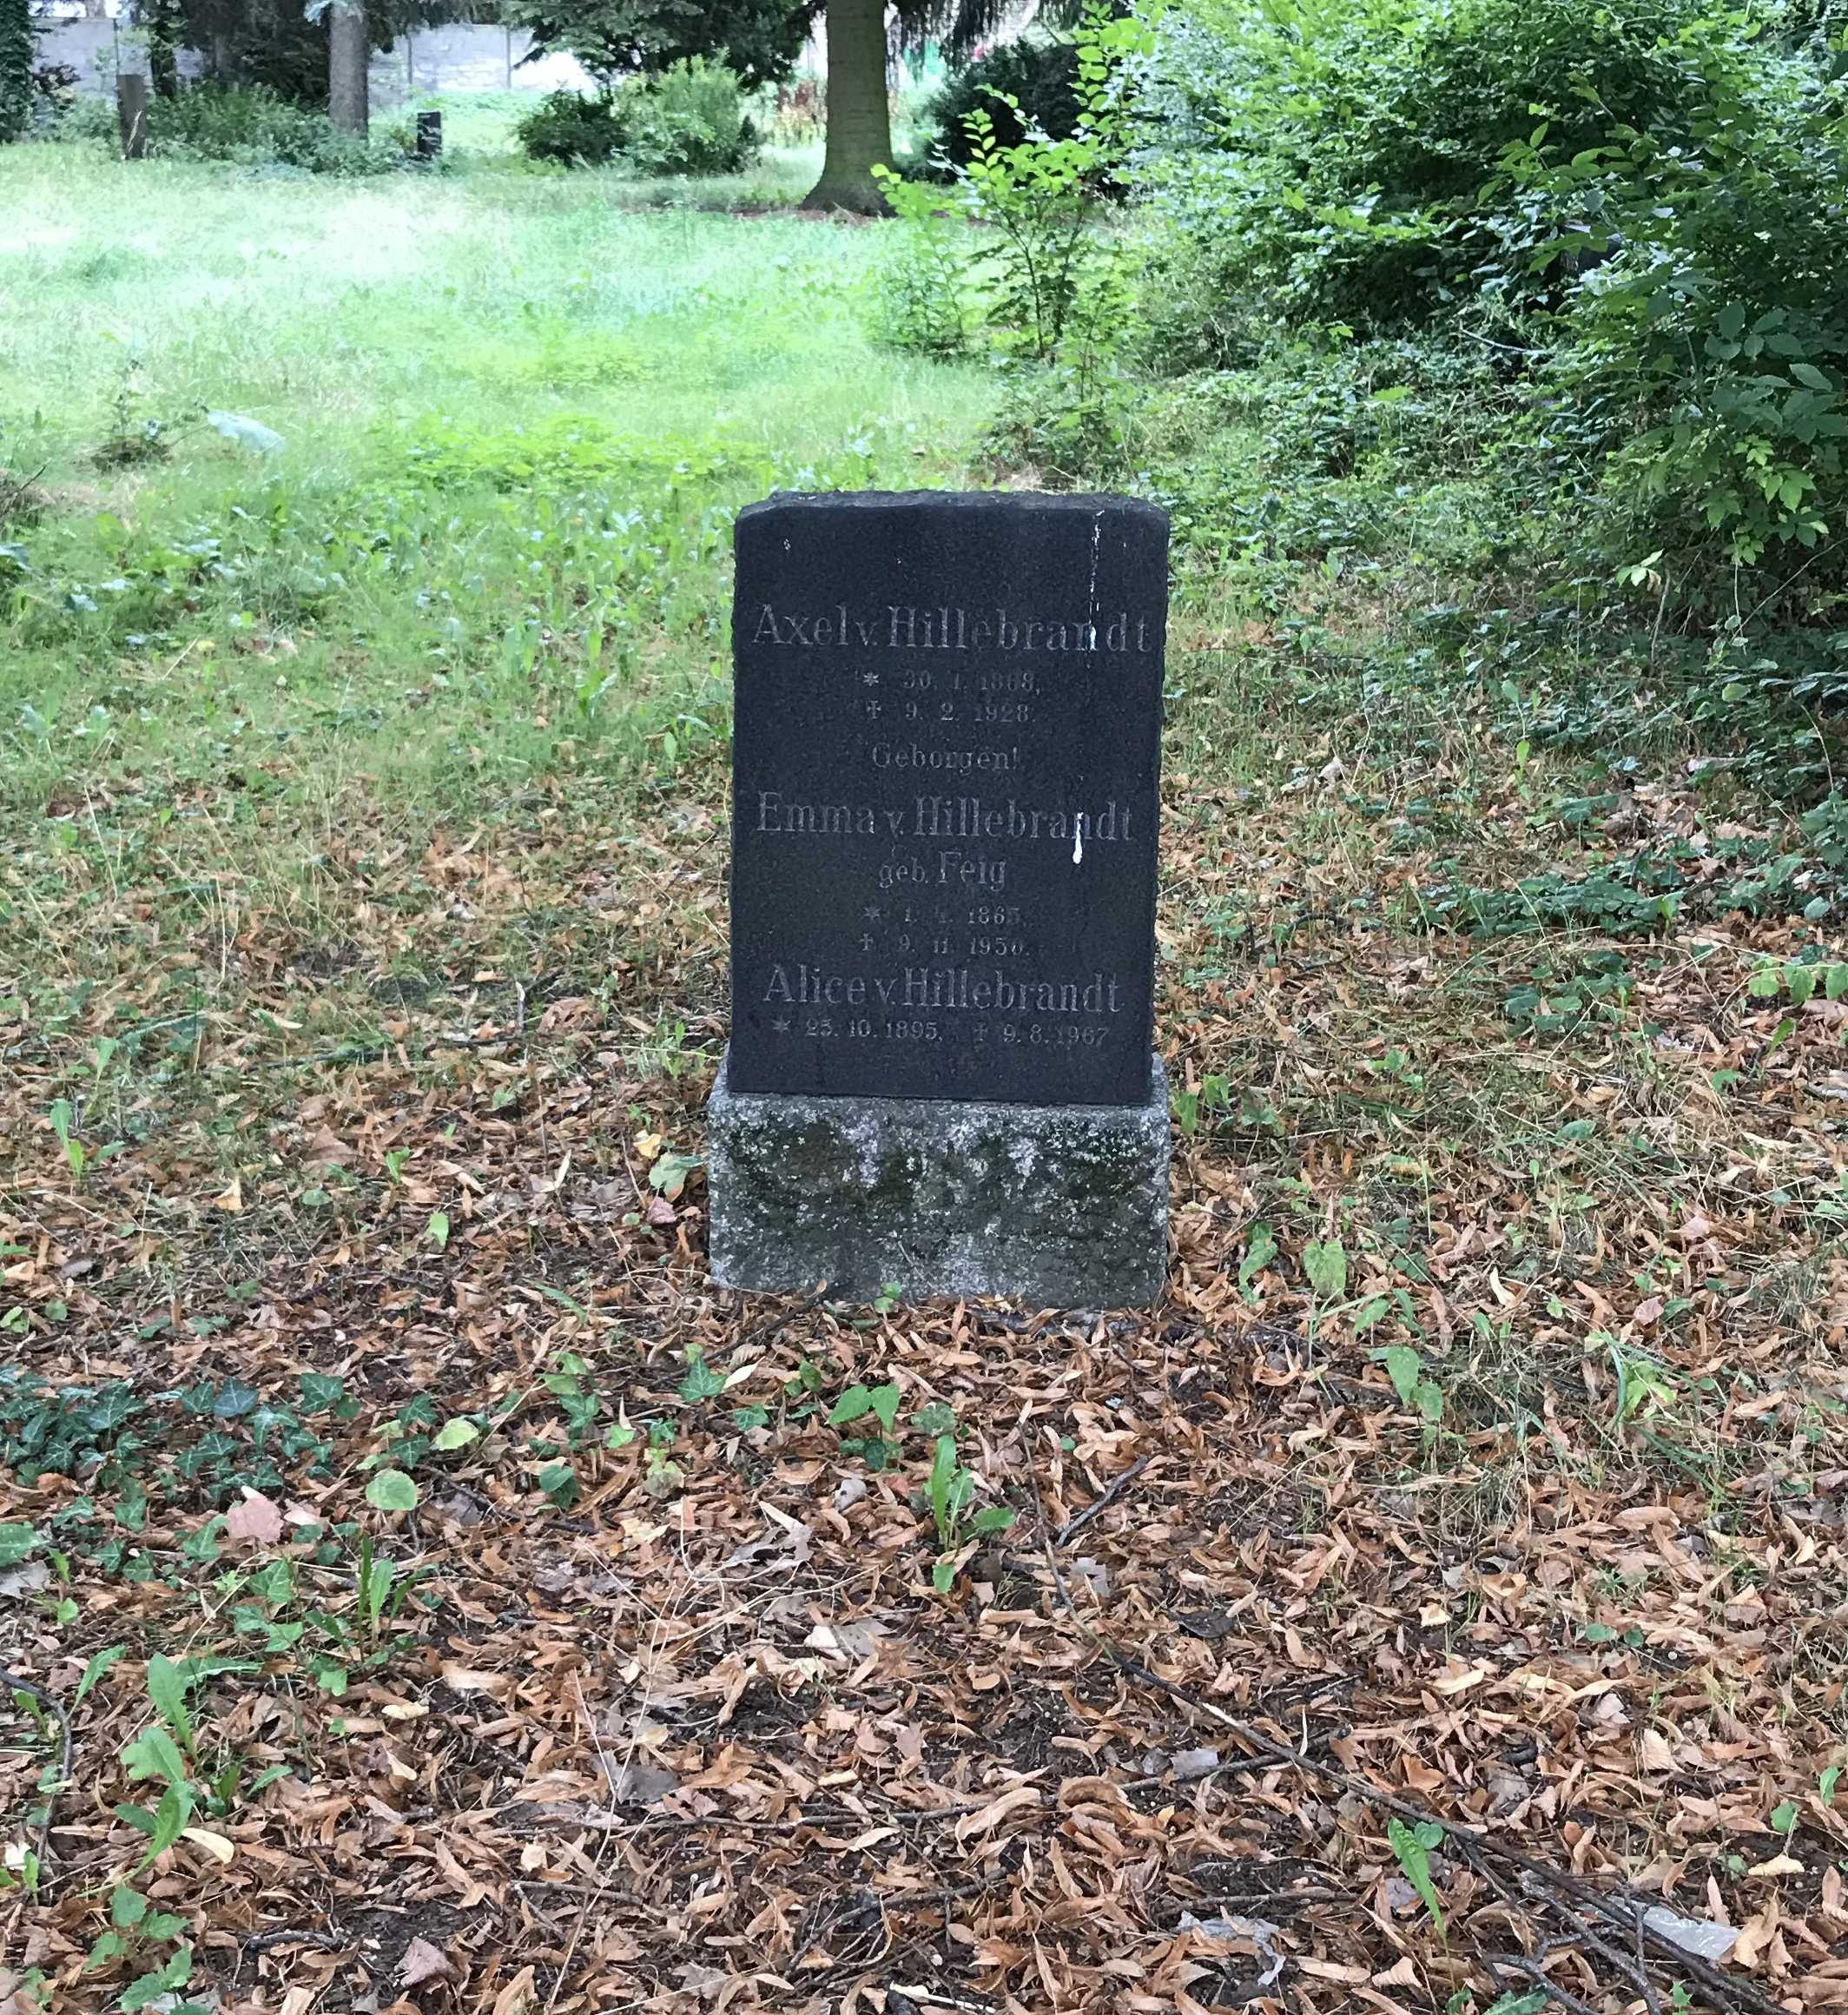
[{"left": 729, "top": 491, "right": 1165, "bottom": 1106}]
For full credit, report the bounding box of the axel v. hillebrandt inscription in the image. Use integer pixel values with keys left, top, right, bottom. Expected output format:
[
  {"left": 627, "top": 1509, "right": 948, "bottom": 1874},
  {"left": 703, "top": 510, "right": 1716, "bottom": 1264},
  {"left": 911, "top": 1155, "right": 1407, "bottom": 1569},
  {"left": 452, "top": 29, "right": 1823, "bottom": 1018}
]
[
  {"left": 728, "top": 490, "right": 1166, "bottom": 1107},
  {"left": 749, "top": 602, "right": 1157, "bottom": 656}
]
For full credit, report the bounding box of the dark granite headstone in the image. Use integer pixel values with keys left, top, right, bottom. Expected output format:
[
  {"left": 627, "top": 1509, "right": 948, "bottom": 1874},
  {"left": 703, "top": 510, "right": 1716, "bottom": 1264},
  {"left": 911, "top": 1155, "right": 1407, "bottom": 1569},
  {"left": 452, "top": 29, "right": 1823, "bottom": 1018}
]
[{"left": 728, "top": 491, "right": 1165, "bottom": 1107}]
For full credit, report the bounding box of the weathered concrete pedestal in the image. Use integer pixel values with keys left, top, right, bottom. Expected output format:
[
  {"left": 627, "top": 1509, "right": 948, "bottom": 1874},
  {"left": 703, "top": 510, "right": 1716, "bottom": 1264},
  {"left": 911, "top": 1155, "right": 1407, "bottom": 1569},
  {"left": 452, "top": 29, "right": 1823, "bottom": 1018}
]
[{"left": 707, "top": 1050, "right": 1169, "bottom": 1308}]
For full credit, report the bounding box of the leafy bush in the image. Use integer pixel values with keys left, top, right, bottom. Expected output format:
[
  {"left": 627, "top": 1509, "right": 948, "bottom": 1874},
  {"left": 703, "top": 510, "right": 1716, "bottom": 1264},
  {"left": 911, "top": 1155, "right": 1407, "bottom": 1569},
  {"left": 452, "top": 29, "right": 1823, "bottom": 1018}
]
[
  {"left": 912, "top": 37, "right": 1084, "bottom": 175},
  {"left": 515, "top": 87, "right": 625, "bottom": 165},
  {"left": 627, "top": 56, "right": 755, "bottom": 175},
  {"left": 516, "top": 61, "right": 755, "bottom": 175},
  {"left": 1529, "top": 34, "right": 1848, "bottom": 583},
  {"left": 872, "top": 8, "right": 1144, "bottom": 368},
  {"left": 76, "top": 83, "right": 411, "bottom": 174},
  {"left": 1132, "top": 0, "right": 1756, "bottom": 342}
]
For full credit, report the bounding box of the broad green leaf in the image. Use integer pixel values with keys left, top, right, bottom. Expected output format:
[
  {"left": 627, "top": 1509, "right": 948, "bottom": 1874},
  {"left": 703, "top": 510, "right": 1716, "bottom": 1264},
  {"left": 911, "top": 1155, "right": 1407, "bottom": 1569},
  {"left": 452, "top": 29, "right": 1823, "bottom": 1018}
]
[
  {"left": 969, "top": 1505, "right": 1014, "bottom": 1534},
  {"left": 365, "top": 1470, "right": 419, "bottom": 1513},
  {"left": 111, "top": 1884, "right": 148, "bottom": 1929},
  {"left": 1303, "top": 1237, "right": 1347, "bottom": 1301},
  {"left": 1821, "top": 1765, "right": 1841, "bottom": 1807},
  {"left": 649, "top": 1150, "right": 702, "bottom": 1199},
  {"left": 1238, "top": 1220, "right": 1277, "bottom": 1288},
  {"left": 868, "top": 1383, "right": 901, "bottom": 1434},
  {"left": 677, "top": 1351, "right": 724, "bottom": 1403},
  {"left": 828, "top": 1384, "right": 873, "bottom": 1426},
  {"left": 122, "top": 1726, "right": 189, "bottom": 1789},
  {"left": 433, "top": 1417, "right": 478, "bottom": 1451},
  {"left": 1383, "top": 1346, "right": 1422, "bottom": 1408},
  {"left": 426, "top": 1210, "right": 450, "bottom": 1250}
]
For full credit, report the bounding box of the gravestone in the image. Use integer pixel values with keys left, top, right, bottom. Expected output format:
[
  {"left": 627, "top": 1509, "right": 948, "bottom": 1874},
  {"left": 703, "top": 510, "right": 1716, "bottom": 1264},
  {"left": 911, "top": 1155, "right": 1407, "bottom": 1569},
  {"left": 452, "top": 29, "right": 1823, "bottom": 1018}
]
[{"left": 708, "top": 490, "right": 1170, "bottom": 1308}]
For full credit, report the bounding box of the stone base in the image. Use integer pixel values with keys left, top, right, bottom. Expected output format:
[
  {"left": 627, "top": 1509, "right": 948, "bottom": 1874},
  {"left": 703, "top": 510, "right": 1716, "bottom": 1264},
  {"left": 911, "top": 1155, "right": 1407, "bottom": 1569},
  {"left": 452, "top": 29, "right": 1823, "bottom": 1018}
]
[{"left": 706, "top": 1050, "right": 1169, "bottom": 1309}]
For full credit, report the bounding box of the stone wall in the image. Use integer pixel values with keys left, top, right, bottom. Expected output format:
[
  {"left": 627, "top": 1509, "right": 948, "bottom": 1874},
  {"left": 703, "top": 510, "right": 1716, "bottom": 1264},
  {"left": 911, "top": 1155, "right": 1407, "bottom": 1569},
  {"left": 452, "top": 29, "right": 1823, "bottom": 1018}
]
[{"left": 32, "top": 17, "right": 592, "bottom": 98}]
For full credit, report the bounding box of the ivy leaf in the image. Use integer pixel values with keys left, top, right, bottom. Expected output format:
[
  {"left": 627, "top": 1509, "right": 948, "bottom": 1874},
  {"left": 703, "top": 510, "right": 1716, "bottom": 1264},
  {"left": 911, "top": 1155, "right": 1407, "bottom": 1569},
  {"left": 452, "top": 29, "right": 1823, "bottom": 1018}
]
[
  {"left": 433, "top": 1417, "right": 478, "bottom": 1451},
  {"left": 0, "top": 1523, "right": 39, "bottom": 1569}
]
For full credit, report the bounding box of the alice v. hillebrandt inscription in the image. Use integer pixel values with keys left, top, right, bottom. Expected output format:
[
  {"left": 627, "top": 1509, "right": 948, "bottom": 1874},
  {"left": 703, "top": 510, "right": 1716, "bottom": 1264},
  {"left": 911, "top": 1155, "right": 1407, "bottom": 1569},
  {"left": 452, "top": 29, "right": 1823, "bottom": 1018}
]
[{"left": 729, "top": 491, "right": 1165, "bottom": 1106}]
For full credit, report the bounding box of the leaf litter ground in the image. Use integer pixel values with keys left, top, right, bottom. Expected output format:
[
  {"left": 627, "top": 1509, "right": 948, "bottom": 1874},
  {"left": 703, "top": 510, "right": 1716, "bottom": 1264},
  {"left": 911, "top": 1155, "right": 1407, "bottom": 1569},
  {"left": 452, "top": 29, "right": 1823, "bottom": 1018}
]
[{"left": 6, "top": 279, "right": 1848, "bottom": 2015}]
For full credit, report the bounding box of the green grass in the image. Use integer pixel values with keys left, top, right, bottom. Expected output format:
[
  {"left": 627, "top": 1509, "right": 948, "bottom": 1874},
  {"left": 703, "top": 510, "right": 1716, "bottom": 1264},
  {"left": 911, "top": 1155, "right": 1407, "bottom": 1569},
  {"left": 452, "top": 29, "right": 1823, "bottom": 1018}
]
[{"left": 0, "top": 145, "right": 993, "bottom": 1087}]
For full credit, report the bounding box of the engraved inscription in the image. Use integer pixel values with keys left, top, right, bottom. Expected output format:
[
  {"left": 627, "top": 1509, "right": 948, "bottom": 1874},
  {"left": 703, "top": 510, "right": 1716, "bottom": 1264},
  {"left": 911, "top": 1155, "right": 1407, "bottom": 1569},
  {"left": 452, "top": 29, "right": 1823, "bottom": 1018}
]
[{"left": 729, "top": 492, "right": 1166, "bottom": 1105}]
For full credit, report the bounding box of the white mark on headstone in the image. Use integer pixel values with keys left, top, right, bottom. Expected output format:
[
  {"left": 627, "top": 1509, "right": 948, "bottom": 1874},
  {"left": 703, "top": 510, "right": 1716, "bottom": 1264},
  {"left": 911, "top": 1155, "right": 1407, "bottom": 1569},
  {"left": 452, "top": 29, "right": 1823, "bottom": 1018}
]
[{"left": 1072, "top": 812, "right": 1085, "bottom": 866}]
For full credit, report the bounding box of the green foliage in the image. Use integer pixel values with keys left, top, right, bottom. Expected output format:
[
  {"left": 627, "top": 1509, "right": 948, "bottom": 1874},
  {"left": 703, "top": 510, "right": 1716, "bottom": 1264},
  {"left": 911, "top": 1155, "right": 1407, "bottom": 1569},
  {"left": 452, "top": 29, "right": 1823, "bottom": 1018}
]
[
  {"left": 109, "top": 83, "right": 412, "bottom": 175},
  {"left": 513, "top": 0, "right": 808, "bottom": 91},
  {"left": 925, "top": 1431, "right": 1013, "bottom": 1589},
  {"left": 516, "top": 87, "right": 625, "bottom": 166},
  {"left": 873, "top": 6, "right": 1145, "bottom": 367},
  {"left": 364, "top": 1469, "right": 418, "bottom": 1512},
  {"left": 913, "top": 36, "right": 1086, "bottom": 175},
  {"left": 1133, "top": 0, "right": 1744, "bottom": 339},
  {"left": 1132, "top": 0, "right": 1848, "bottom": 609},
  {"left": 633, "top": 56, "right": 756, "bottom": 175},
  {"left": 86, "top": 1885, "right": 196, "bottom": 2015},
  {"left": 516, "top": 61, "right": 758, "bottom": 175},
  {"left": 1531, "top": 37, "right": 1848, "bottom": 583},
  {"left": 1385, "top": 1815, "right": 1448, "bottom": 1941}
]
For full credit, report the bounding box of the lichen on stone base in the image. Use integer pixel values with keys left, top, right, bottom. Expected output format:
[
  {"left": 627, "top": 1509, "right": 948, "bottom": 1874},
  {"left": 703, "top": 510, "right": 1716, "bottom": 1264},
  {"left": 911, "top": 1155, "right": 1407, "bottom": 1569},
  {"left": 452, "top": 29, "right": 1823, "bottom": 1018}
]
[{"left": 706, "top": 1051, "right": 1169, "bottom": 1309}]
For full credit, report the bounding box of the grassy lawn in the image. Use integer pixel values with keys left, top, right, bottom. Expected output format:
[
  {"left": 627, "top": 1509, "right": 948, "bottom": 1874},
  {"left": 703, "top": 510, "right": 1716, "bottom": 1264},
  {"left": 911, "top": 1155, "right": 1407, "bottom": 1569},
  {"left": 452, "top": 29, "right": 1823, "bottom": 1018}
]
[{"left": 5, "top": 140, "right": 1848, "bottom": 2015}]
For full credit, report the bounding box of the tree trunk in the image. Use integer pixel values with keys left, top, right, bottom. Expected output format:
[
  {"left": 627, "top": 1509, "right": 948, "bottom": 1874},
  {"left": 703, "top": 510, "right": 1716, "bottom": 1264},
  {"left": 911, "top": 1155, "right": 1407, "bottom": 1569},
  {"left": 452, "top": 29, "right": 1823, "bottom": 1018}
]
[
  {"left": 117, "top": 71, "right": 149, "bottom": 156},
  {"left": 0, "top": 0, "right": 33, "bottom": 144},
  {"left": 327, "top": 0, "right": 367, "bottom": 135},
  {"left": 802, "top": 0, "right": 891, "bottom": 215}
]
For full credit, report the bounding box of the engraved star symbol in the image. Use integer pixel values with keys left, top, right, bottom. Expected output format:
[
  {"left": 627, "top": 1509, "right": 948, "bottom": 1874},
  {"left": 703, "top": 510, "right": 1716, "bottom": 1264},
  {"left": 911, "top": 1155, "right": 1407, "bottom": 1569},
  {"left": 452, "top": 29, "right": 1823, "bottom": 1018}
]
[
  {"left": 861, "top": 671, "right": 880, "bottom": 686},
  {"left": 772, "top": 1016, "right": 791, "bottom": 1034},
  {"left": 863, "top": 905, "right": 881, "bottom": 922}
]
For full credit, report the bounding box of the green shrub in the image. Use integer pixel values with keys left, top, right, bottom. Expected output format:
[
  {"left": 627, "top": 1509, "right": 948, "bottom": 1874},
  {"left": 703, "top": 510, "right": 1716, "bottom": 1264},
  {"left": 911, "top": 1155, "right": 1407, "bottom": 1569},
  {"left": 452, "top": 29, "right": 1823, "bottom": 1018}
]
[
  {"left": 514, "top": 87, "right": 626, "bottom": 165},
  {"left": 1531, "top": 30, "right": 1848, "bottom": 585},
  {"left": 912, "top": 37, "right": 1085, "bottom": 175},
  {"left": 1132, "top": 0, "right": 1750, "bottom": 342},
  {"left": 515, "top": 61, "right": 755, "bottom": 175},
  {"left": 80, "top": 83, "right": 411, "bottom": 174},
  {"left": 626, "top": 56, "right": 754, "bottom": 175}
]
